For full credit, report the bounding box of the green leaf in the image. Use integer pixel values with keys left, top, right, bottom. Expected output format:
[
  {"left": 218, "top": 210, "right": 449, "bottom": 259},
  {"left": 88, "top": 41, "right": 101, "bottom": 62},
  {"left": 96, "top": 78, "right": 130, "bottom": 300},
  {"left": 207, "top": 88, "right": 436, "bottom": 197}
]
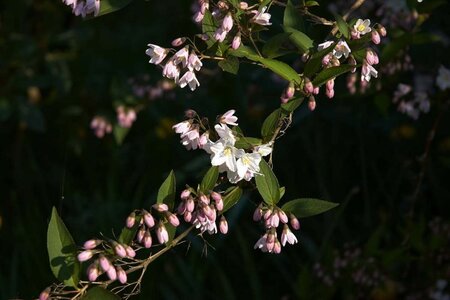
[
  {"left": 258, "top": 57, "right": 300, "bottom": 83},
  {"left": 255, "top": 160, "right": 280, "bottom": 205},
  {"left": 305, "top": 1, "right": 319, "bottom": 6},
  {"left": 113, "top": 125, "right": 129, "bottom": 145},
  {"left": 260, "top": 0, "right": 272, "bottom": 7},
  {"left": 281, "top": 97, "right": 304, "bottom": 113},
  {"left": 157, "top": 170, "right": 176, "bottom": 210},
  {"left": 262, "top": 33, "right": 292, "bottom": 58},
  {"left": 283, "top": 26, "right": 313, "bottom": 53},
  {"left": 202, "top": 10, "right": 217, "bottom": 48},
  {"left": 229, "top": 46, "right": 261, "bottom": 60},
  {"left": 118, "top": 215, "right": 141, "bottom": 245},
  {"left": 235, "top": 137, "right": 262, "bottom": 150},
  {"left": 281, "top": 198, "right": 339, "bottom": 218},
  {"left": 284, "top": 0, "right": 304, "bottom": 31},
  {"left": 222, "top": 187, "right": 243, "bottom": 213},
  {"left": 261, "top": 108, "right": 282, "bottom": 142},
  {"left": 218, "top": 56, "right": 240, "bottom": 74},
  {"left": 81, "top": 287, "right": 120, "bottom": 300},
  {"left": 227, "top": 0, "right": 240, "bottom": 9},
  {"left": 47, "top": 207, "right": 80, "bottom": 287},
  {"left": 200, "top": 166, "right": 219, "bottom": 193},
  {"left": 279, "top": 187, "right": 286, "bottom": 199},
  {"left": 312, "top": 65, "right": 355, "bottom": 87},
  {"left": 334, "top": 14, "right": 349, "bottom": 39},
  {"left": 303, "top": 42, "right": 336, "bottom": 78},
  {"left": 97, "top": 0, "right": 133, "bottom": 16}
]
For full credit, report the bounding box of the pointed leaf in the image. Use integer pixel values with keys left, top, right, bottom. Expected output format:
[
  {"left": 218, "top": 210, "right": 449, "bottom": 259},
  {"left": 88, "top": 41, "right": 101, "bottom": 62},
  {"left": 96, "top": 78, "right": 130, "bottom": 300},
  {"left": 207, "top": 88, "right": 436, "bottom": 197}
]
[
  {"left": 261, "top": 108, "right": 282, "bottom": 142},
  {"left": 255, "top": 160, "right": 280, "bottom": 205},
  {"left": 281, "top": 198, "right": 339, "bottom": 218},
  {"left": 235, "top": 137, "right": 262, "bottom": 150},
  {"left": 118, "top": 215, "right": 141, "bottom": 245},
  {"left": 281, "top": 97, "right": 304, "bottom": 113},
  {"left": 283, "top": 26, "right": 313, "bottom": 53},
  {"left": 81, "top": 287, "right": 120, "bottom": 300},
  {"left": 258, "top": 58, "right": 300, "bottom": 83},
  {"left": 334, "top": 14, "right": 349, "bottom": 39},
  {"left": 200, "top": 166, "right": 219, "bottom": 193},
  {"left": 218, "top": 56, "right": 240, "bottom": 74},
  {"left": 157, "top": 170, "right": 176, "bottom": 210},
  {"left": 113, "top": 125, "right": 129, "bottom": 145},
  {"left": 312, "top": 65, "right": 356, "bottom": 87},
  {"left": 47, "top": 207, "right": 80, "bottom": 287},
  {"left": 279, "top": 187, "right": 286, "bottom": 199},
  {"left": 283, "top": 0, "right": 304, "bottom": 31},
  {"left": 97, "top": 0, "right": 133, "bottom": 17},
  {"left": 202, "top": 10, "right": 218, "bottom": 48},
  {"left": 262, "top": 33, "right": 292, "bottom": 58},
  {"left": 222, "top": 187, "right": 243, "bottom": 213}
]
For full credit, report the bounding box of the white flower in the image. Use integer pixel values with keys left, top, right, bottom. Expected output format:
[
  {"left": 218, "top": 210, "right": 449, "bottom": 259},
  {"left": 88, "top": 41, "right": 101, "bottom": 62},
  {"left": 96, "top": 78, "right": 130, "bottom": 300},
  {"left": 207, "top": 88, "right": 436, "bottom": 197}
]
[
  {"left": 188, "top": 52, "right": 202, "bottom": 72},
  {"left": 254, "top": 142, "right": 273, "bottom": 157},
  {"left": 146, "top": 44, "right": 170, "bottom": 65},
  {"left": 214, "top": 123, "right": 236, "bottom": 145},
  {"left": 318, "top": 40, "right": 334, "bottom": 51},
  {"left": 179, "top": 71, "right": 200, "bottom": 91},
  {"left": 361, "top": 61, "right": 378, "bottom": 82},
  {"left": 173, "top": 46, "right": 189, "bottom": 68},
  {"left": 251, "top": 6, "right": 272, "bottom": 26},
  {"left": 220, "top": 110, "right": 238, "bottom": 126},
  {"left": 281, "top": 225, "right": 298, "bottom": 246},
  {"left": 172, "top": 120, "right": 191, "bottom": 135},
  {"left": 235, "top": 152, "right": 261, "bottom": 180},
  {"left": 353, "top": 19, "right": 372, "bottom": 37},
  {"left": 162, "top": 59, "right": 180, "bottom": 81},
  {"left": 209, "top": 141, "right": 241, "bottom": 172},
  {"left": 437, "top": 65, "right": 450, "bottom": 91},
  {"left": 333, "top": 40, "right": 351, "bottom": 59}
]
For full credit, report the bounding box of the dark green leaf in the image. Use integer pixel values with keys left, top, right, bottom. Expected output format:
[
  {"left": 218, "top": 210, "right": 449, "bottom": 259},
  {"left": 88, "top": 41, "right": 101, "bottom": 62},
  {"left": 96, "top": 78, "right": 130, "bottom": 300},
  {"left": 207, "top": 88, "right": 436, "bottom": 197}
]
[
  {"left": 305, "top": 1, "right": 319, "bottom": 6},
  {"left": 47, "top": 207, "right": 79, "bottom": 287},
  {"left": 283, "top": 26, "right": 313, "bottom": 53},
  {"left": 261, "top": 108, "right": 282, "bottom": 142},
  {"left": 258, "top": 57, "right": 300, "bottom": 83},
  {"left": 334, "top": 14, "right": 349, "bottom": 39},
  {"left": 118, "top": 215, "right": 141, "bottom": 245},
  {"left": 235, "top": 137, "right": 262, "bottom": 150},
  {"left": 222, "top": 187, "right": 243, "bottom": 212},
  {"left": 281, "top": 97, "right": 304, "bottom": 113},
  {"left": 97, "top": 0, "right": 133, "bottom": 16},
  {"left": 255, "top": 160, "right": 280, "bottom": 205},
  {"left": 218, "top": 56, "right": 240, "bottom": 74},
  {"left": 279, "top": 187, "right": 286, "bottom": 199},
  {"left": 200, "top": 166, "right": 219, "bottom": 193},
  {"left": 262, "top": 33, "right": 292, "bottom": 58},
  {"left": 229, "top": 46, "right": 261, "bottom": 60},
  {"left": 113, "top": 125, "right": 129, "bottom": 145},
  {"left": 81, "top": 287, "right": 120, "bottom": 300},
  {"left": 202, "top": 10, "right": 217, "bottom": 48},
  {"left": 283, "top": 0, "right": 304, "bottom": 31},
  {"left": 157, "top": 170, "right": 176, "bottom": 210},
  {"left": 281, "top": 198, "right": 339, "bottom": 218},
  {"left": 312, "top": 65, "right": 355, "bottom": 87}
]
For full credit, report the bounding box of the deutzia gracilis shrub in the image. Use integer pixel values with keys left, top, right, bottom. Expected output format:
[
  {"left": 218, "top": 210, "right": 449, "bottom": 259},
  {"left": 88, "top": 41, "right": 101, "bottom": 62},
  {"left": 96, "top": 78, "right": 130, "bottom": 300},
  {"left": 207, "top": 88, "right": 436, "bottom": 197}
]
[{"left": 42, "top": 0, "right": 388, "bottom": 299}]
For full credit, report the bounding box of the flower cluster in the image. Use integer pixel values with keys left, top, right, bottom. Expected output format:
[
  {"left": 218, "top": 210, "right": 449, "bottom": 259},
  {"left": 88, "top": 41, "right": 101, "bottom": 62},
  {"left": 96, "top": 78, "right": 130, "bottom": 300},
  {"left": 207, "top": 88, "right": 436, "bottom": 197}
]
[
  {"left": 116, "top": 106, "right": 137, "bottom": 128},
  {"left": 173, "top": 109, "right": 274, "bottom": 184},
  {"left": 177, "top": 189, "right": 228, "bottom": 234},
  {"left": 90, "top": 116, "right": 112, "bottom": 138},
  {"left": 253, "top": 203, "right": 300, "bottom": 253},
  {"left": 61, "top": 0, "right": 100, "bottom": 17},
  {"left": 146, "top": 44, "right": 202, "bottom": 91}
]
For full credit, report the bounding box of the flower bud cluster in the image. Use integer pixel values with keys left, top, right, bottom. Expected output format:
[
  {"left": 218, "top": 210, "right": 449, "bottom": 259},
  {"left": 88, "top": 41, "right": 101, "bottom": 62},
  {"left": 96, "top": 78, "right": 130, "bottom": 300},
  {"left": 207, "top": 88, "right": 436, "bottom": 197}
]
[
  {"left": 62, "top": 0, "right": 100, "bottom": 18},
  {"left": 116, "top": 106, "right": 137, "bottom": 128},
  {"left": 252, "top": 203, "right": 300, "bottom": 253},
  {"left": 146, "top": 44, "right": 202, "bottom": 91},
  {"left": 76, "top": 239, "right": 130, "bottom": 283},
  {"left": 90, "top": 116, "right": 112, "bottom": 138},
  {"left": 177, "top": 189, "right": 228, "bottom": 234}
]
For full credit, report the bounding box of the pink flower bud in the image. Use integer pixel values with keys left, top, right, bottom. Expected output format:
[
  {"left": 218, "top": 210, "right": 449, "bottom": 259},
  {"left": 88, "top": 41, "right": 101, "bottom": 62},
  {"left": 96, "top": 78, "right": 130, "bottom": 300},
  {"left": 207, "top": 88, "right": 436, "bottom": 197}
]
[
  {"left": 269, "top": 213, "right": 280, "bottom": 228},
  {"left": 143, "top": 211, "right": 155, "bottom": 228},
  {"left": 304, "top": 78, "right": 314, "bottom": 94},
  {"left": 326, "top": 79, "right": 335, "bottom": 91},
  {"left": 222, "top": 13, "right": 233, "bottom": 32},
  {"left": 366, "top": 50, "right": 379, "bottom": 65},
  {"left": 180, "top": 189, "right": 191, "bottom": 200},
  {"left": 39, "top": 288, "right": 51, "bottom": 300},
  {"left": 203, "top": 205, "right": 216, "bottom": 222},
  {"left": 219, "top": 216, "right": 228, "bottom": 234},
  {"left": 114, "top": 243, "right": 127, "bottom": 258},
  {"left": 156, "top": 223, "right": 169, "bottom": 244},
  {"left": 143, "top": 230, "right": 152, "bottom": 248},
  {"left": 313, "top": 87, "right": 320, "bottom": 95},
  {"left": 77, "top": 250, "right": 93, "bottom": 262},
  {"left": 308, "top": 96, "right": 316, "bottom": 111},
  {"left": 264, "top": 209, "right": 272, "bottom": 220},
  {"left": 289, "top": 213, "right": 300, "bottom": 230},
  {"left": 87, "top": 263, "right": 100, "bottom": 282},
  {"left": 322, "top": 53, "right": 331, "bottom": 66},
  {"left": 278, "top": 209, "right": 288, "bottom": 224},
  {"left": 153, "top": 203, "right": 168, "bottom": 212},
  {"left": 167, "top": 213, "right": 180, "bottom": 227},
  {"left": 186, "top": 197, "right": 195, "bottom": 212},
  {"left": 211, "top": 192, "right": 223, "bottom": 211},
  {"left": 83, "top": 239, "right": 101, "bottom": 250},
  {"left": 377, "top": 25, "right": 387, "bottom": 37},
  {"left": 201, "top": 0, "right": 209, "bottom": 14},
  {"left": 326, "top": 87, "right": 335, "bottom": 99},
  {"left": 184, "top": 211, "right": 193, "bottom": 222},
  {"left": 285, "top": 82, "right": 295, "bottom": 99},
  {"left": 351, "top": 29, "right": 360, "bottom": 40},
  {"left": 99, "top": 255, "right": 111, "bottom": 272},
  {"left": 253, "top": 204, "right": 263, "bottom": 221},
  {"left": 117, "top": 266, "right": 127, "bottom": 284},
  {"left": 193, "top": 11, "right": 205, "bottom": 23},
  {"left": 239, "top": 1, "right": 248, "bottom": 9},
  {"left": 232, "top": 33, "right": 241, "bottom": 50},
  {"left": 177, "top": 202, "right": 186, "bottom": 215},
  {"left": 371, "top": 30, "right": 380, "bottom": 44},
  {"left": 198, "top": 132, "right": 209, "bottom": 148},
  {"left": 171, "top": 37, "right": 186, "bottom": 47},
  {"left": 107, "top": 265, "right": 117, "bottom": 281},
  {"left": 199, "top": 194, "right": 210, "bottom": 205},
  {"left": 125, "top": 245, "right": 136, "bottom": 258},
  {"left": 126, "top": 212, "right": 136, "bottom": 228},
  {"left": 273, "top": 240, "right": 282, "bottom": 254}
]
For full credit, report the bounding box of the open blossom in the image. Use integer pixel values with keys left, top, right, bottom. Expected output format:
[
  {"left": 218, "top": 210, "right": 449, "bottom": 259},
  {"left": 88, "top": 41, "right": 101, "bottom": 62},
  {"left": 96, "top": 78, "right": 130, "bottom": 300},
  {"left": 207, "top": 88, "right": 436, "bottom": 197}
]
[
  {"left": 64, "top": 0, "right": 100, "bottom": 17},
  {"left": 179, "top": 71, "right": 200, "bottom": 91},
  {"left": 333, "top": 40, "right": 351, "bottom": 59},
  {"left": 146, "top": 44, "right": 169, "bottom": 65},
  {"left": 220, "top": 110, "right": 238, "bottom": 126},
  {"left": 188, "top": 52, "right": 202, "bottom": 72},
  {"left": 437, "top": 65, "right": 450, "bottom": 91},
  {"left": 214, "top": 27, "right": 228, "bottom": 42},
  {"left": 214, "top": 123, "right": 236, "bottom": 145},
  {"left": 361, "top": 61, "right": 378, "bottom": 82},
  {"left": 162, "top": 59, "right": 180, "bottom": 81},
  {"left": 318, "top": 40, "right": 334, "bottom": 51},
  {"left": 251, "top": 6, "right": 272, "bottom": 26},
  {"left": 173, "top": 46, "right": 189, "bottom": 68},
  {"left": 281, "top": 225, "right": 298, "bottom": 246},
  {"left": 228, "top": 152, "right": 261, "bottom": 183},
  {"left": 210, "top": 141, "right": 241, "bottom": 173},
  {"left": 352, "top": 19, "right": 372, "bottom": 39}
]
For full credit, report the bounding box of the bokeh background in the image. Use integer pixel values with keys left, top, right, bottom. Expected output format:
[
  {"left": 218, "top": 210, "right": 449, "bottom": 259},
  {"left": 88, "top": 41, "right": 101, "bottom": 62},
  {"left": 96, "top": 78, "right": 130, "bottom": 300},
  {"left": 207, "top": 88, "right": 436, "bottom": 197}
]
[{"left": 1, "top": 0, "right": 449, "bottom": 299}]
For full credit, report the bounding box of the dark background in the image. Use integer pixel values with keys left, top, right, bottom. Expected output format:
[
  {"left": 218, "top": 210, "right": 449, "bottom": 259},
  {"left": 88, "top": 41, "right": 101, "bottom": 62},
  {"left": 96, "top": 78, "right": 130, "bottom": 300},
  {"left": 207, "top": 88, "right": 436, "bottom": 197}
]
[{"left": 0, "top": 0, "right": 449, "bottom": 299}]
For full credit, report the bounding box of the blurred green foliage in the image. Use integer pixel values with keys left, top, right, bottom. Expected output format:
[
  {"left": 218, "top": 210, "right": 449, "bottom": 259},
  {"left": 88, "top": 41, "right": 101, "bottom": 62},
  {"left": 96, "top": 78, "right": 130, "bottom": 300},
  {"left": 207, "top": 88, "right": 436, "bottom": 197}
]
[{"left": 0, "top": 0, "right": 449, "bottom": 299}]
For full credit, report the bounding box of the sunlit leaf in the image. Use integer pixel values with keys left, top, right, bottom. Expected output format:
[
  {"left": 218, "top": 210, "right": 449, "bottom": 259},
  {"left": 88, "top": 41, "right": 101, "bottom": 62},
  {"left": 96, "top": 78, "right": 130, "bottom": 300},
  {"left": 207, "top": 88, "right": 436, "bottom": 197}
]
[
  {"left": 222, "top": 186, "right": 243, "bottom": 212},
  {"left": 255, "top": 160, "right": 280, "bottom": 205},
  {"left": 200, "top": 166, "right": 219, "bottom": 193},
  {"left": 281, "top": 198, "right": 339, "bottom": 218}
]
